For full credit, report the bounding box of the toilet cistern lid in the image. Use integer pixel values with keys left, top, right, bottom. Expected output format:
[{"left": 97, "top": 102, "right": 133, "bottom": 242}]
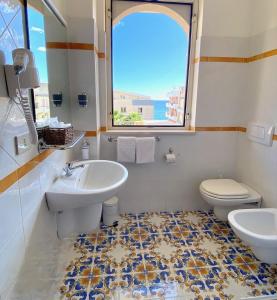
[{"left": 201, "top": 179, "right": 249, "bottom": 198}]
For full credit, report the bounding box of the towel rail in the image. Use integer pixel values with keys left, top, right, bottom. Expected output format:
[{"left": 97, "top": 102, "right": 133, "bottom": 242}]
[{"left": 107, "top": 136, "right": 160, "bottom": 142}]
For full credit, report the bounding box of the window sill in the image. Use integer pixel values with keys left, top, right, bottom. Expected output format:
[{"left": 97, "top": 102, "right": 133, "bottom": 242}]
[{"left": 102, "top": 129, "right": 196, "bottom": 135}]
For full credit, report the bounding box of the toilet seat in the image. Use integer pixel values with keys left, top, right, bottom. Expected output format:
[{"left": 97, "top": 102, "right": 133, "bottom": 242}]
[
  {"left": 200, "top": 187, "right": 249, "bottom": 200},
  {"left": 200, "top": 179, "right": 249, "bottom": 199},
  {"left": 199, "top": 179, "right": 262, "bottom": 221}
]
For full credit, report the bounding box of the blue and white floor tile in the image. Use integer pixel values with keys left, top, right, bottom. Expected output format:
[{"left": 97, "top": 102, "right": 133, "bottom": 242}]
[{"left": 9, "top": 211, "right": 277, "bottom": 299}]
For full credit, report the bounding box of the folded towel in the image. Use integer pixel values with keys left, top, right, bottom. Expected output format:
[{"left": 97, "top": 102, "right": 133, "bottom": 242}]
[
  {"left": 117, "top": 136, "right": 136, "bottom": 163},
  {"left": 136, "top": 137, "right": 155, "bottom": 164}
]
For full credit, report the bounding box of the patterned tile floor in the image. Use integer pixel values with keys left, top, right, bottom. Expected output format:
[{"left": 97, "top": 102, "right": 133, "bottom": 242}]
[
  {"left": 57, "top": 210, "right": 277, "bottom": 300},
  {"left": 11, "top": 210, "right": 277, "bottom": 300}
]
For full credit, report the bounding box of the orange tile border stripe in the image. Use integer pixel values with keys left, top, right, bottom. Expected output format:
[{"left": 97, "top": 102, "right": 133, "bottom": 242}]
[
  {"left": 85, "top": 127, "right": 107, "bottom": 137},
  {"left": 0, "top": 149, "right": 54, "bottom": 194},
  {"left": 85, "top": 131, "right": 97, "bottom": 137},
  {"left": 46, "top": 42, "right": 105, "bottom": 59},
  {"left": 247, "top": 49, "right": 277, "bottom": 63},
  {"left": 190, "top": 126, "right": 247, "bottom": 132},
  {"left": 200, "top": 57, "right": 247, "bottom": 63},
  {"left": 194, "top": 49, "right": 277, "bottom": 64},
  {"left": 46, "top": 42, "right": 70, "bottom": 50},
  {"left": 97, "top": 52, "right": 106, "bottom": 59},
  {"left": 1, "top": 127, "right": 275, "bottom": 194},
  {"left": 192, "top": 126, "right": 277, "bottom": 137},
  {"left": 46, "top": 42, "right": 94, "bottom": 51},
  {"left": 0, "top": 171, "right": 19, "bottom": 194}
]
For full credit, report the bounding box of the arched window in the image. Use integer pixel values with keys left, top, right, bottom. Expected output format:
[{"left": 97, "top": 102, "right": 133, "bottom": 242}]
[{"left": 108, "top": 0, "right": 196, "bottom": 128}]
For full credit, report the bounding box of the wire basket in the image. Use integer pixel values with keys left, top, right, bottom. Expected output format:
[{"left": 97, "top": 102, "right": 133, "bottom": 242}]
[
  {"left": 44, "top": 127, "right": 74, "bottom": 145},
  {"left": 36, "top": 125, "right": 49, "bottom": 140}
]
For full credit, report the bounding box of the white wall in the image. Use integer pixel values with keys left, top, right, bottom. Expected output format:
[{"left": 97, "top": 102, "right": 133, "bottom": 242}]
[
  {"left": 236, "top": 0, "right": 277, "bottom": 208},
  {"left": 2, "top": 1, "right": 277, "bottom": 298},
  {"left": 64, "top": 0, "right": 101, "bottom": 159},
  {"left": 249, "top": 0, "right": 277, "bottom": 37},
  {"left": 202, "top": 0, "right": 251, "bottom": 38},
  {"left": 99, "top": 0, "right": 252, "bottom": 213},
  {"left": 51, "top": 0, "right": 66, "bottom": 17},
  {"left": 0, "top": 2, "right": 73, "bottom": 298},
  {"left": 101, "top": 133, "right": 238, "bottom": 213}
]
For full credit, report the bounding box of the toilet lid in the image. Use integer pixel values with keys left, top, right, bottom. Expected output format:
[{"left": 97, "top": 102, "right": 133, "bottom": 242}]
[{"left": 201, "top": 179, "right": 249, "bottom": 198}]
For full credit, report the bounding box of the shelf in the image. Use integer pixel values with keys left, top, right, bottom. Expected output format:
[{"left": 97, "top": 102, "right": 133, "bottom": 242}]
[{"left": 38, "top": 130, "right": 85, "bottom": 151}]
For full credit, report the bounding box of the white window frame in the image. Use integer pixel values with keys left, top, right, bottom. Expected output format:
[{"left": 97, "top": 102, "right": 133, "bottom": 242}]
[{"left": 105, "top": 0, "right": 199, "bottom": 131}]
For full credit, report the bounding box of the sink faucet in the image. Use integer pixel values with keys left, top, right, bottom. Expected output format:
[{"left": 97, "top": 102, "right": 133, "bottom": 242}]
[{"left": 63, "top": 160, "right": 86, "bottom": 177}]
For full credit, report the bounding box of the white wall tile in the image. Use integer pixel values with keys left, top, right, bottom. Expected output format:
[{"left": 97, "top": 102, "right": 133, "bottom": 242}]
[
  {"left": 0, "top": 143, "right": 18, "bottom": 180},
  {"left": 0, "top": 228, "right": 25, "bottom": 299},
  {"left": 68, "top": 50, "right": 97, "bottom": 131},
  {"left": 101, "top": 132, "right": 237, "bottom": 213},
  {"left": 0, "top": 183, "right": 22, "bottom": 252},
  {"left": 236, "top": 32, "right": 277, "bottom": 209},
  {"left": 195, "top": 62, "right": 248, "bottom": 126},
  {"left": 0, "top": 1, "right": 72, "bottom": 298},
  {"left": 67, "top": 17, "right": 94, "bottom": 43},
  {"left": 0, "top": 98, "right": 38, "bottom": 166},
  {"left": 200, "top": 36, "right": 250, "bottom": 57},
  {"left": 248, "top": 26, "right": 277, "bottom": 56},
  {"left": 249, "top": 0, "right": 277, "bottom": 36},
  {"left": 39, "top": 150, "right": 72, "bottom": 193},
  {"left": 236, "top": 134, "right": 277, "bottom": 208},
  {"left": 65, "top": 0, "right": 93, "bottom": 19},
  {"left": 202, "top": 0, "right": 252, "bottom": 38},
  {"left": 18, "top": 165, "right": 43, "bottom": 245}
]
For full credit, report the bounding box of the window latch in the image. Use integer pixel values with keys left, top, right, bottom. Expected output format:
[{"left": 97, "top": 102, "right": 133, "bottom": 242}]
[
  {"left": 185, "top": 113, "right": 191, "bottom": 120},
  {"left": 107, "top": 8, "right": 112, "bottom": 18}
]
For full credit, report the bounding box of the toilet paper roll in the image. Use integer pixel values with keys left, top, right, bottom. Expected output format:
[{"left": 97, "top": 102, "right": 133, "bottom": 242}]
[{"left": 165, "top": 153, "right": 176, "bottom": 163}]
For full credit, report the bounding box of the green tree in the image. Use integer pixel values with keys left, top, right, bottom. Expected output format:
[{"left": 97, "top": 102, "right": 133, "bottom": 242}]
[{"left": 113, "top": 111, "right": 142, "bottom": 125}]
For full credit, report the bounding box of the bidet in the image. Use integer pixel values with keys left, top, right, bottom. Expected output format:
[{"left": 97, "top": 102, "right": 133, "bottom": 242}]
[{"left": 228, "top": 208, "right": 277, "bottom": 264}]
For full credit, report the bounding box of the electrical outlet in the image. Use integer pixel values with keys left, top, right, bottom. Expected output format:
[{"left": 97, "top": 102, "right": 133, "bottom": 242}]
[{"left": 15, "top": 133, "right": 31, "bottom": 155}]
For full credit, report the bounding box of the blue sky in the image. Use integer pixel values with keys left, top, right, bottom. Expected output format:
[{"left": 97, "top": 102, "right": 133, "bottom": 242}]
[
  {"left": 26, "top": 10, "right": 189, "bottom": 94},
  {"left": 28, "top": 7, "right": 48, "bottom": 83},
  {"left": 112, "top": 13, "right": 189, "bottom": 99}
]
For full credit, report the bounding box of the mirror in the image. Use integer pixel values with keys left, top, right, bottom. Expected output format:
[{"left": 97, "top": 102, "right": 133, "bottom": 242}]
[{"left": 26, "top": 0, "right": 71, "bottom": 123}]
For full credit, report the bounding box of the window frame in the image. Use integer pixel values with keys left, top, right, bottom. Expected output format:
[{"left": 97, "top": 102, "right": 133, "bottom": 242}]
[
  {"left": 106, "top": 0, "right": 198, "bottom": 131},
  {"left": 23, "top": 0, "right": 37, "bottom": 122}
]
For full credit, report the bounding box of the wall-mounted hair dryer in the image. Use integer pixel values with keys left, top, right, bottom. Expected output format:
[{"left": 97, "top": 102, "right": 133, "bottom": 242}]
[
  {"left": 13, "top": 48, "right": 30, "bottom": 75},
  {"left": 4, "top": 48, "right": 40, "bottom": 145}
]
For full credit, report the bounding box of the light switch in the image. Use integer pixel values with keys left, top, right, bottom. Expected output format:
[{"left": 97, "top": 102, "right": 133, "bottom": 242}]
[
  {"left": 15, "top": 133, "right": 31, "bottom": 155},
  {"left": 247, "top": 122, "right": 274, "bottom": 146}
]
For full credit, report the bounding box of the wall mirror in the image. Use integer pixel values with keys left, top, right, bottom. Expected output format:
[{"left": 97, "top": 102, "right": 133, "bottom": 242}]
[{"left": 26, "top": 0, "right": 71, "bottom": 123}]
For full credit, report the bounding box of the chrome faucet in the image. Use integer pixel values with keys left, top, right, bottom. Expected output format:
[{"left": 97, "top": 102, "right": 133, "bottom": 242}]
[{"left": 63, "top": 160, "right": 86, "bottom": 177}]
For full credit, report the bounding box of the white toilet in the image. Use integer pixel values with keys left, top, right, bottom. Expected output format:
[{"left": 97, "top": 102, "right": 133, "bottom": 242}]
[
  {"left": 200, "top": 179, "right": 262, "bottom": 221},
  {"left": 228, "top": 208, "right": 277, "bottom": 264}
]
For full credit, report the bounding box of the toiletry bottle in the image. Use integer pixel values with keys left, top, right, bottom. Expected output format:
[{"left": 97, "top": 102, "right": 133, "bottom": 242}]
[{"left": 81, "top": 139, "right": 90, "bottom": 160}]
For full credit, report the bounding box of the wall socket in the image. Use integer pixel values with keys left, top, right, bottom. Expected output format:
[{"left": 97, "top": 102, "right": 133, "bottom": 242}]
[{"left": 15, "top": 133, "right": 31, "bottom": 155}]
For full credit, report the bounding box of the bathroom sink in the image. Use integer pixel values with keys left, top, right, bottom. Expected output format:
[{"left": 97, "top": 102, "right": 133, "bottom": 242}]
[{"left": 46, "top": 160, "right": 128, "bottom": 212}]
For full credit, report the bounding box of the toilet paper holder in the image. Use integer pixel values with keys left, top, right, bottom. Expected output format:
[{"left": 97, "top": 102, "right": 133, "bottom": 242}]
[
  {"left": 164, "top": 147, "right": 176, "bottom": 163},
  {"left": 168, "top": 147, "right": 174, "bottom": 154}
]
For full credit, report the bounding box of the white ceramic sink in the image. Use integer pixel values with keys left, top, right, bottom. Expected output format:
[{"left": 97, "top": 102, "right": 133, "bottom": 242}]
[{"left": 46, "top": 160, "right": 128, "bottom": 212}]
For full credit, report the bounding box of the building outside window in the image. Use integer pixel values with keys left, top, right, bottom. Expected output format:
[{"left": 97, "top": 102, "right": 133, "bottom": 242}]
[{"left": 109, "top": 0, "right": 195, "bottom": 128}]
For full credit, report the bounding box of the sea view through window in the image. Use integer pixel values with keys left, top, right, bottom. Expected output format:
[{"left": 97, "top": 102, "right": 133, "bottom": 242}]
[{"left": 112, "top": 3, "right": 192, "bottom": 127}]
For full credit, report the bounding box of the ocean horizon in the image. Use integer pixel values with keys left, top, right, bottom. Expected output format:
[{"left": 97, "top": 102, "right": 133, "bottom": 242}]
[{"left": 152, "top": 99, "right": 168, "bottom": 120}]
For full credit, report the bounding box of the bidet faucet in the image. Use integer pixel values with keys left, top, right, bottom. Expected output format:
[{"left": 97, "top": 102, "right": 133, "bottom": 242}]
[{"left": 63, "top": 160, "right": 86, "bottom": 177}]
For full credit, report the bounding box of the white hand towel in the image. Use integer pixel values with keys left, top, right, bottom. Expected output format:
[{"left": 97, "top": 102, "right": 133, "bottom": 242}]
[
  {"left": 136, "top": 137, "right": 155, "bottom": 164},
  {"left": 117, "top": 136, "right": 136, "bottom": 163}
]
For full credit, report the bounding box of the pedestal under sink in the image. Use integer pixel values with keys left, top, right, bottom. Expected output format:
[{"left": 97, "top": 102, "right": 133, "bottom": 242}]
[{"left": 46, "top": 160, "right": 128, "bottom": 238}]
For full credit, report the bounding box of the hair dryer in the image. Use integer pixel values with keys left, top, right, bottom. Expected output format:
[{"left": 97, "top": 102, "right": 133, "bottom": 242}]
[{"left": 4, "top": 49, "right": 40, "bottom": 145}]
